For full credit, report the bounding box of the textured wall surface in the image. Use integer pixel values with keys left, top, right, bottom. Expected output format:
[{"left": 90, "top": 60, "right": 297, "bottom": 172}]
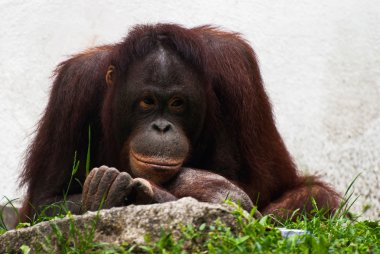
[{"left": 0, "top": 0, "right": 379, "bottom": 219}]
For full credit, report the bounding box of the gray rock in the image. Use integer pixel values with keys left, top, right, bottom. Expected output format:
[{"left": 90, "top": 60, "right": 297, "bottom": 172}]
[
  {"left": 0, "top": 197, "right": 237, "bottom": 253},
  {"left": 0, "top": 203, "right": 19, "bottom": 230}
]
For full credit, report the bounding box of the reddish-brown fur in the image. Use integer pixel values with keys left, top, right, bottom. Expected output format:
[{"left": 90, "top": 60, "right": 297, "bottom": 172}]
[{"left": 19, "top": 24, "right": 340, "bottom": 220}]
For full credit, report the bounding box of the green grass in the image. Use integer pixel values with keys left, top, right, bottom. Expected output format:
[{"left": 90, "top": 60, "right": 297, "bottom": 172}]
[
  {"left": 3, "top": 199, "right": 378, "bottom": 254},
  {"left": 139, "top": 212, "right": 380, "bottom": 254}
]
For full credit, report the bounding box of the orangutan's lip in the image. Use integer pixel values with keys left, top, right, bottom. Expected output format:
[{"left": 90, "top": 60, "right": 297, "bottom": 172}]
[{"left": 130, "top": 150, "right": 183, "bottom": 170}]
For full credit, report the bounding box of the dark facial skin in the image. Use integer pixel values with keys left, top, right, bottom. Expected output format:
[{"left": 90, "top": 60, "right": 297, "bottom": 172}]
[
  {"left": 112, "top": 47, "right": 207, "bottom": 184},
  {"left": 81, "top": 48, "right": 255, "bottom": 213}
]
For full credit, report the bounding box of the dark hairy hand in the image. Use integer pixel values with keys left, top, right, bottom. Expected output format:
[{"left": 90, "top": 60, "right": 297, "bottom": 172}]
[{"left": 81, "top": 166, "right": 154, "bottom": 212}]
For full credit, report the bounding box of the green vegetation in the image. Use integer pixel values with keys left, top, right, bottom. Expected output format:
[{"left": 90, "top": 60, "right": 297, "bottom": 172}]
[
  {"left": 2, "top": 198, "right": 379, "bottom": 254},
  {"left": 137, "top": 209, "right": 380, "bottom": 254}
]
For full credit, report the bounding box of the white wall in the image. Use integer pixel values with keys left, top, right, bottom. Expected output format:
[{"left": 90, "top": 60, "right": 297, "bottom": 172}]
[{"left": 0, "top": 0, "right": 379, "bottom": 219}]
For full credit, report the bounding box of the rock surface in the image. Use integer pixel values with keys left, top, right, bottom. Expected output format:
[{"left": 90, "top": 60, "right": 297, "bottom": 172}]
[
  {"left": 0, "top": 204, "right": 19, "bottom": 230},
  {"left": 0, "top": 198, "right": 238, "bottom": 253}
]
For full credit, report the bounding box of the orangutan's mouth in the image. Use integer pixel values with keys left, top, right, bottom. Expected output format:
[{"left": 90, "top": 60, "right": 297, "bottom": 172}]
[{"left": 130, "top": 150, "right": 184, "bottom": 171}]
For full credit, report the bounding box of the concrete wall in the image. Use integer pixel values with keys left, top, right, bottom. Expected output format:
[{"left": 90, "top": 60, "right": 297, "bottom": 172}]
[{"left": 0, "top": 0, "right": 379, "bottom": 219}]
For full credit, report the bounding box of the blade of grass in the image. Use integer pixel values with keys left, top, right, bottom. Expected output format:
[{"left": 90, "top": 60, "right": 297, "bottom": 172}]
[{"left": 86, "top": 125, "right": 91, "bottom": 177}]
